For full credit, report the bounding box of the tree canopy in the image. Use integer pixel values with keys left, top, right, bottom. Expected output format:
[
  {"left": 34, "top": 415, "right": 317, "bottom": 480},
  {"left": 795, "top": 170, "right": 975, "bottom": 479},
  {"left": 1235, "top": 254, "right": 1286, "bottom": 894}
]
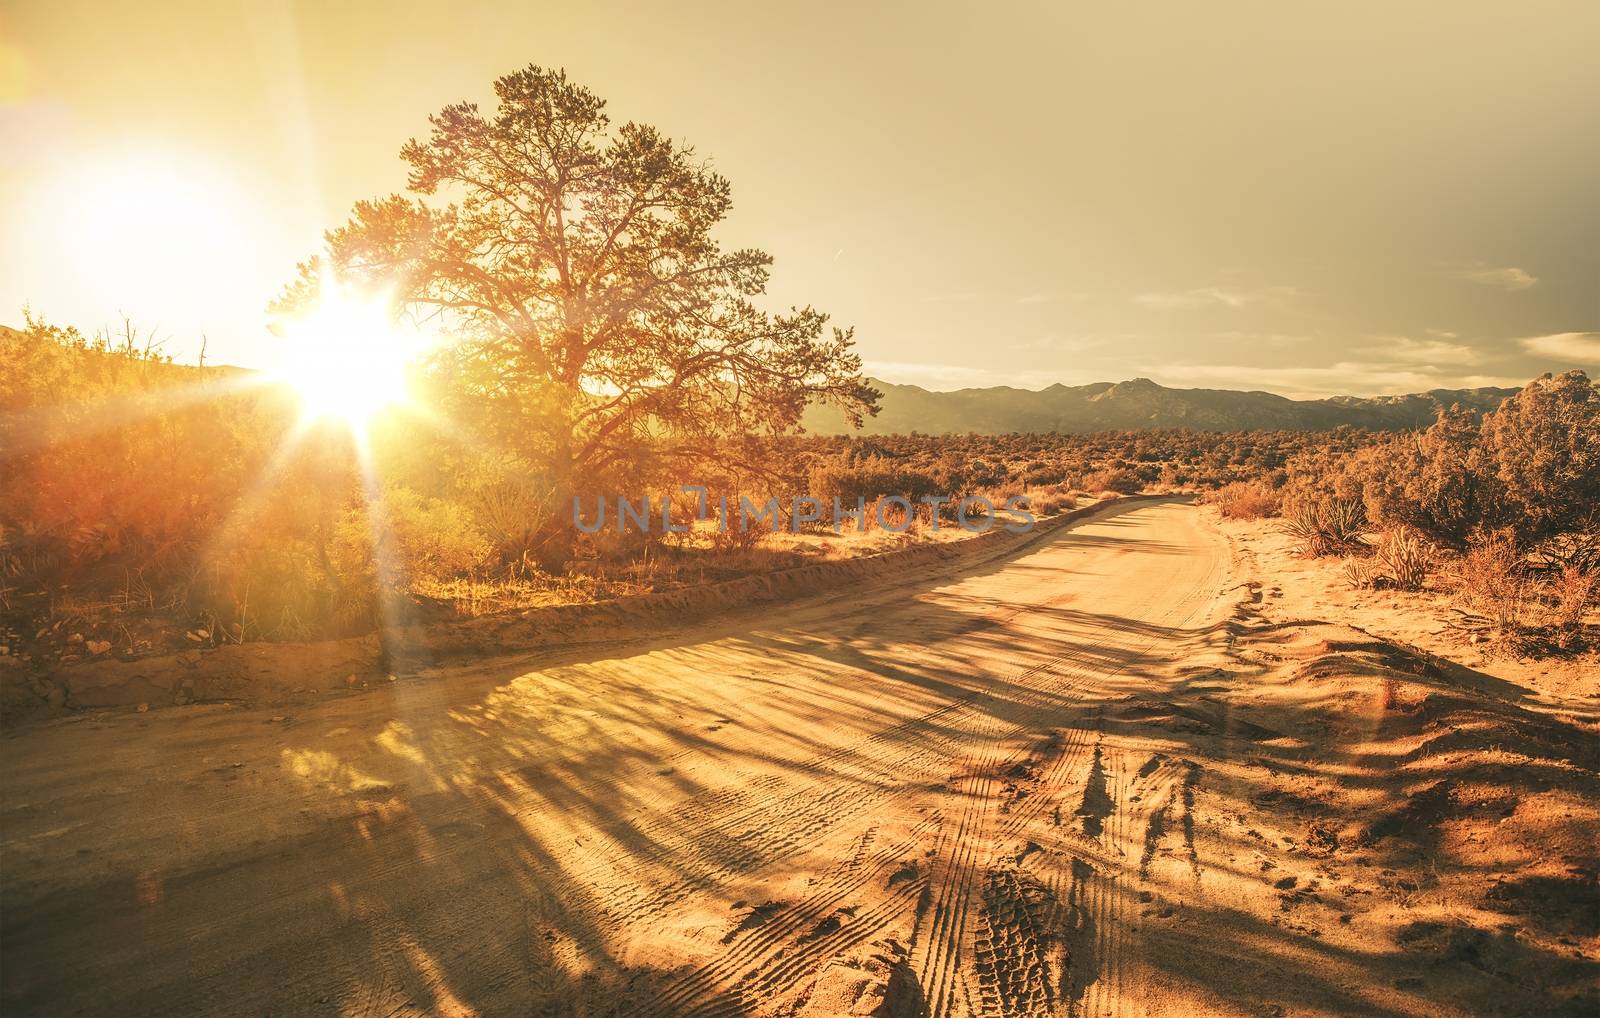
[{"left": 276, "top": 65, "right": 878, "bottom": 528}]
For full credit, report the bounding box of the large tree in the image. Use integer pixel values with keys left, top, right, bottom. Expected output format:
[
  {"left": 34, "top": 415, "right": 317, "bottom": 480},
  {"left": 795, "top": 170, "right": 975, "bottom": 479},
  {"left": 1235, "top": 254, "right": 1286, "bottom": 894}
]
[{"left": 276, "top": 65, "right": 877, "bottom": 556}]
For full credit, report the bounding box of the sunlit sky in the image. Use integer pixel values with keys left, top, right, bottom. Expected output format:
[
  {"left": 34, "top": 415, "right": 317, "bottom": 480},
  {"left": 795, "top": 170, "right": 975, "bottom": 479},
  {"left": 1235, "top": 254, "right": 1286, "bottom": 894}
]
[{"left": 2, "top": 1, "right": 1596, "bottom": 398}]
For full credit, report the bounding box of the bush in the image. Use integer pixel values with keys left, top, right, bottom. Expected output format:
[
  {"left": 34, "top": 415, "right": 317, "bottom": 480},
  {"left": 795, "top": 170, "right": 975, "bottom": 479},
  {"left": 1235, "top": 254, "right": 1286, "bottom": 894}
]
[
  {"left": 806, "top": 452, "right": 937, "bottom": 503},
  {"left": 1033, "top": 492, "right": 1077, "bottom": 516},
  {"left": 1532, "top": 528, "right": 1600, "bottom": 576},
  {"left": 461, "top": 462, "right": 554, "bottom": 569},
  {"left": 1547, "top": 566, "right": 1597, "bottom": 650},
  {"left": 1358, "top": 409, "right": 1493, "bottom": 546},
  {"left": 1476, "top": 371, "right": 1600, "bottom": 541},
  {"left": 1213, "top": 480, "right": 1282, "bottom": 520},
  {"left": 1453, "top": 529, "right": 1532, "bottom": 635},
  {"left": 1445, "top": 528, "right": 1591, "bottom": 650},
  {"left": 369, "top": 486, "right": 492, "bottom": 579},
  {"left": 1283, "top": 371, "right": 1599, "bottom": 550},
  {"left": 1342, "top": 556, "right": 1376, "bottom": 590},
  {"left": 1022, "top": 463, "right": 1066, "bottom": 487},
  {"left": 0, "top": 314, "right": 361, "bottom": 638},
  {"left": 1344, "top": 528, "right": 1433, "bottom": 592},
  {"left": 1081, "top": 468, "right": 1141, "bottom": 495}
]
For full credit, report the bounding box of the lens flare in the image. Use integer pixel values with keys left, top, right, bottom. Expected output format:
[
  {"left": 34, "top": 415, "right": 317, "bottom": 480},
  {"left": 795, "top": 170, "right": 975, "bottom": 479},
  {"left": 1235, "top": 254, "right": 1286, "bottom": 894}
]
[{"left": 269, "top": 282, "right": 426, "bottom": 430}]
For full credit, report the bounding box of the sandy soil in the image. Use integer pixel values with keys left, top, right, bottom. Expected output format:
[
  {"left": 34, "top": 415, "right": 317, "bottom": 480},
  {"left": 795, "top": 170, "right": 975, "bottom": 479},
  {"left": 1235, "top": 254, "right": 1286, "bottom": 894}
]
[
  {"left": 1213, "top": 512, "right": 1600, "bottom": 704},
  {"left": 2, "top": 500, "right": 1596, "bottom": 1016},
  {"left": 1, "top": 498, "right": 1123, "bottom": 724}
]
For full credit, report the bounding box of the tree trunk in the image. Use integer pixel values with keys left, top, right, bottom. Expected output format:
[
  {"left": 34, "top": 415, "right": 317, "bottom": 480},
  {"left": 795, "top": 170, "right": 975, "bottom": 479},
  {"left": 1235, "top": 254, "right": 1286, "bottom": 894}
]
[{"left": 533, "top": 425, "right": 576, "bottom": 571}]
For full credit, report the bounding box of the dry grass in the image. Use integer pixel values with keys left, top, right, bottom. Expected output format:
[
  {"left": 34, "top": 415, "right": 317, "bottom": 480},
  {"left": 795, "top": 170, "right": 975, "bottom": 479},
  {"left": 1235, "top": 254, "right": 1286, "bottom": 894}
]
[
  {"left": 1080, "top": 467, "right": 1142, "bottom": 495},
  {"left": 1547, "top": 566, "right": 1598, "bottom": 650},
  {"left": 1211, "top": 480, "right": 1282, "bottom": 520},
  {"left": 1449, "top": 530, "right": 1598, "bottom": 651},
  {"left": 418, "top": 537, "right": 825, "bottom": 617},
  {"left": 1453, "top": 531, "right": 1535, "bottom": 638},
  {"left": 1031, "top": 491, "right": 1078, "bottom": 516}
]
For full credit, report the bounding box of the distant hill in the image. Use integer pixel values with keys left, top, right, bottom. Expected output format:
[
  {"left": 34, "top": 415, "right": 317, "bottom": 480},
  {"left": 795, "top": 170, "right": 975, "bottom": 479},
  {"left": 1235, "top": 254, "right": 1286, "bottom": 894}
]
[
  {"left": 1, "top": 322, "right": 1522, "bottom": 436},
  {"left": 803, "top": 376, "right": 1520, "bottom": 435}
]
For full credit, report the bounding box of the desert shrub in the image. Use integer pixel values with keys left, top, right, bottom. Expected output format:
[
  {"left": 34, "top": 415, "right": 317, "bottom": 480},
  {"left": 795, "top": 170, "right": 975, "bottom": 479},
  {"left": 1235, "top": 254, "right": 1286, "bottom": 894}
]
[
  {"left": 1474, "top": 371, "right": 1600, "bottom": 542},
  {"left": 0, "top": 315, "right": 359, "bottom": 634},
  {"left": 1033, "top": 492, "right": 1077, "bottom": 516},
  {"left": 202, "top": 525, "right": 349, "bottom": 640},
  {"left": 1358, "top": 410, "right": 1495, "bottom": 546},
  {"left": 373, "top": 487, "right": 492, "bottom": 579},
  {"left": 460, "top": 461, "right": 554, "bottom": 569},
  {"left": 1532, "top": 527, "right": 1600, "bottom": 576},
  {"left": 709, "top": 519, "right": 768, "bottom": 553},
  {"left": 1452, "top": 529, "right": 1538, "bottom": 645},
  {"left": 1157, "top": 463, "right": 1188, "bottom": 488},
  {"left": 1285, "top": 371, "right": 1599, "bottom": 550},
  {"left": 1213, "top": 480, "right": 1282, "bottom": 520},
  {"left": 807, "top": 452, "right": 937, "bottom": 504},
  {"left": 1282, "top": 446, "right": 1369, "bottom": 507},
  {"left": 1454, "top": 537, "right": 1595, "bottom": 653},
  {"left": 1081, "top": 468, "right": 1141, "bottom": 495},
  {"left": 962, "top": 458, "right": 1004, "bottom": 489},
  {"left": 1547, "top": 567, "right": 1598, "bottom": 650},
  {"left": 1283, "top": 495, "right": 1365, "bottom": 557},
  {"left": 1344, "top": 528, "right": 1433, "bottom": 592},
  {"left": 1022, "top": 463, "right": 1066, "bottom": 487}
]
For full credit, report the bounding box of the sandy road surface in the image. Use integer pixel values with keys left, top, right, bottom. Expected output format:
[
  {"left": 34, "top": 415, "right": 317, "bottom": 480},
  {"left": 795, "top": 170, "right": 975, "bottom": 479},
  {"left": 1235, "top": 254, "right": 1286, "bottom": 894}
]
[{"left": 6, "top": 500, "right": 1591, "bottom": 1016}]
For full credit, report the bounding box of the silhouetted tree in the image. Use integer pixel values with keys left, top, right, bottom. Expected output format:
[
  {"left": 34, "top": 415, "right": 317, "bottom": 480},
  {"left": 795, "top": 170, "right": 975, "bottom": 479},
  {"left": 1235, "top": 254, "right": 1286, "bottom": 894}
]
[{"left": 276, "top": 65, "right": 877, "bottom": 561}]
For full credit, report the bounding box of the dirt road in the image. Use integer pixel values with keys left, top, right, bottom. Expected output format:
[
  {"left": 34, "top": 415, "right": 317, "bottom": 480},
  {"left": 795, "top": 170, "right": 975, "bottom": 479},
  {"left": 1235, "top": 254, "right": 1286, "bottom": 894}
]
[{"left": 4, "top": 500, "right": 1595, "bottom": 1017}]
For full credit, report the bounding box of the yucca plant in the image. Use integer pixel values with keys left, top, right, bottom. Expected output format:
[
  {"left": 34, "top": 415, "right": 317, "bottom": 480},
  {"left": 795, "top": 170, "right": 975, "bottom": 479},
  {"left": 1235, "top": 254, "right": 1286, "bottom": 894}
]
[{"left": 1284, "top": 496, "right": 1366, "bottom": 557}]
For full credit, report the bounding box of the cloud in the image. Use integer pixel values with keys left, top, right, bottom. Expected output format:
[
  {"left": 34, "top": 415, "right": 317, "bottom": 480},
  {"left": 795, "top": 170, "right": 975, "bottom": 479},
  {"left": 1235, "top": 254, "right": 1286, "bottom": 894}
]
[
  {"left": 863, "top": 359, "right": 1068, "bottom": 391},
  {"left": 1134, "top": 285, "right": 1298, "bottom": 310},
  {"left": 1209, "top": 331, "right": 1313, "bottom": 347},
  {"left": 867, "top": 350, "right": 1528, "bottom": 398},
  {"left": 1456, "top": 265, "right": 1537, "bottom": 291},
  {"left": 1519, "top": 332, "right": 1600, "bottom": 363},
  {"left": 921, "top": 291, "right": 1083, "bottom": 305},
  {"left": 1003, "top": 332, "right": 1115, "bottom": 353},
  {"left": 1138, "top": 361, "right": 1526, "bottom": 400},
  {"left": 1356, "top": 335, "right": 1481, "bottom": 366}
]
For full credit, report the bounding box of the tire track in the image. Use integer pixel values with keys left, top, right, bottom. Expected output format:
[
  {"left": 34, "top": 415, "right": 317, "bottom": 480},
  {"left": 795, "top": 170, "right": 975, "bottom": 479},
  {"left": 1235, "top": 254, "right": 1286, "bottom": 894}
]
[{"left": 653, "top": 812, "right": 940, "bottom": 1012}]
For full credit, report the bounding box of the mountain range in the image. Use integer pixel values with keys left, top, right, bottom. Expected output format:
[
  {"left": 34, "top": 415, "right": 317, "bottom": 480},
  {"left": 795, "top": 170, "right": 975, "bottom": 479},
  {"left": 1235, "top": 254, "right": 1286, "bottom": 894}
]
[
  {"left": 802, "top": 376, "right": 1521, "bottom": 435},
  {"left": 1, "top": 322, "right": 1521, "bottom": 436}
]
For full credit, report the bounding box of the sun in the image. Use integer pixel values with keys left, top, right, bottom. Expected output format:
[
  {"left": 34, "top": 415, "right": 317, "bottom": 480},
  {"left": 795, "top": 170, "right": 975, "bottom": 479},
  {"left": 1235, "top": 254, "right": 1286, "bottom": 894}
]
[{"left": 269, "top": 283, "right": 426, "bottom": 430}]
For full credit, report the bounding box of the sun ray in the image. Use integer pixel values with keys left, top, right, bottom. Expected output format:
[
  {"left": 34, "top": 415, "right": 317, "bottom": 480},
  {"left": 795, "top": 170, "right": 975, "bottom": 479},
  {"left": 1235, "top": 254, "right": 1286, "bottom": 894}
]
[
  {"left": 266, "top": 278, "right": 434, "bottom": 436},
  {"left": 0, "top": 369, "right": 273, "bottom": 457}
]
